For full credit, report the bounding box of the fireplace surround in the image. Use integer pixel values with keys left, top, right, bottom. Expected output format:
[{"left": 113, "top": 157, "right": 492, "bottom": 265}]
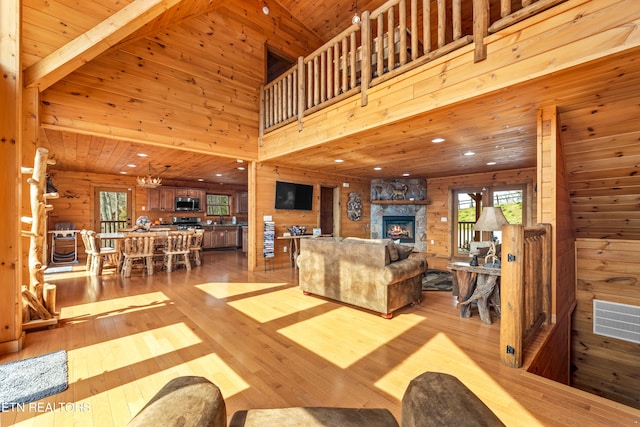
[{"left": 382, "top": 216, "right": 416, "bottom": 243}]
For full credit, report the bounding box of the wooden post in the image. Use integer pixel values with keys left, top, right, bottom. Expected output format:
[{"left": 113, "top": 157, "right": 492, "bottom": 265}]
[
  {"left": 501, "top": 224, "right": 524, "bottom": 367},
  {"left": 0, "top": 0, "right": 25, "bottom": 354},
  {"left": 473, "top": 0, "right": 489, "bottom": 62},
  {"left": 258, "top": 83, "right": 265, "bottom": 146}
]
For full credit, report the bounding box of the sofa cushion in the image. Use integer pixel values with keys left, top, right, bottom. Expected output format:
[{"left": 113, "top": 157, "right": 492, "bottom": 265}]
[
  {"left": 230, "top": 407, "right": 399, "bottom": 427},
  {"left": 388, "top": 242, "right": 400, "bottom": 261},
  {"left": 128, "top": 376, "right": 226, "bottom": 427},
  {"left": 395, "top": 244, "right": 414, "bottom": 260}
]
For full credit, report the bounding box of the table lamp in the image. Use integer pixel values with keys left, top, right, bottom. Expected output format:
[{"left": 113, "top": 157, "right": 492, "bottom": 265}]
[{"left": 472, "top": 207, "right": 509, "bottom": 268}]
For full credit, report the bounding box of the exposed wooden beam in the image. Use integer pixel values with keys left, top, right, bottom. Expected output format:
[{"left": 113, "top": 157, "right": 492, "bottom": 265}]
[{"left": 23, "top": 0, "right": 184, "bottom": 91}]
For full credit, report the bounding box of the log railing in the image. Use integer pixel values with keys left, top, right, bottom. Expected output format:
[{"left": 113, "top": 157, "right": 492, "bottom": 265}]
[
  {"left": 260, "top": 0, "right": 565, "bottom": 135},
  {"left": 500, "top": 223, "right": 552, "bottom": 368}
]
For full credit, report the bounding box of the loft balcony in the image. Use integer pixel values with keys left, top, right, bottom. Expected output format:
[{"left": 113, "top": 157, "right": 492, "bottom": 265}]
[{"left": 259, "top": 0, "right": 566, "bottom": 145}]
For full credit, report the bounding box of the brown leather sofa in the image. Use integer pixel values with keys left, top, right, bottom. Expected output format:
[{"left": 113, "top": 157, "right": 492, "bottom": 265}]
[{"left": 296, "top": 237, "right": 427, "bottom": 318}]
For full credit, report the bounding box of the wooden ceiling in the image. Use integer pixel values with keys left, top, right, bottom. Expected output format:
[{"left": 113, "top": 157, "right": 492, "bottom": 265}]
[{"left": 23, "top": 0, "right": 640, "bottom": 240}]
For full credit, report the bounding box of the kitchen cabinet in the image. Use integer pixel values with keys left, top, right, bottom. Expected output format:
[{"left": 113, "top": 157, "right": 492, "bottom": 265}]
[
  {"left": 202, "top": 226, "right": 241, "bottom": 249},
  {"left": 148, "top": 187, "right": 175, "bottom": 212},
  {"left": 234, "top": 191, "right": 248, "bottom": 214},
  {"left": 175, "top": 188, "right": 205, "bottom": 200},
  {"left": 202, "top": 228, "right": 213, "bottom": 249},
  {"left": 225, "top": 227, "right": 240, "bottom": 247}
]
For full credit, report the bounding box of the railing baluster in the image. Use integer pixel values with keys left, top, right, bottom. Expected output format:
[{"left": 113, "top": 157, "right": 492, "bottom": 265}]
[
  {"left": 327, "top": 48, "right": 333, "bottom": 100},
  {"left": 453, "top": 0, "right": 462, "bottom": 40},
  {"left": 399, "top": 0, "right": 407, "bottom": 66},
  {"left": 376, "top": 15, "right": 384, "bottom": 77},
  {"left": 306, "top": 60, "right": 312, "bottom": 109},
  {"left": 437, "top": 0, "right": 446, "bottom": 48},
  {"left": 297, "top": 56, "right": 304, "bottom": 130},
  {"left": 313, "top": 56, "right": 320, "bottom": 106},
  {"left": 333, "top": 43, "right": 340, "bottom": 96},
  {"left": 410, "top": 0, "right": 418, "bottom": 61},
  {"left": 423, "top": 0, "right": 431, "bottom": 53},
  {"left": 321, "top": 50, "right": 327, "bottom": 103},
  {"left": 349, "top": 32, "right": 356, "bottom": 89},
  {"left": 341, "top": 38, "right": 348, "bottom": 93},
  {"left": 501, "top": 0, "right": 511, "bottom": 17},
  {"left": 387, "top": 6, "right": 395, "bottom": 71}
]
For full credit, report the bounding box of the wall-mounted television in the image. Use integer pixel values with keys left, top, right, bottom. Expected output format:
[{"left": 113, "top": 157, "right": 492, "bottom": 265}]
[{"left": 274, "top": 181, "right": 314, "bottom": 211}]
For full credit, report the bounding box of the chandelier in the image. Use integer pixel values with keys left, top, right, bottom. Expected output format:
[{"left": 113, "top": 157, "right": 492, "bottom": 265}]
[{"left": 137, "top": 163, "right": 169, "bottom": 188}]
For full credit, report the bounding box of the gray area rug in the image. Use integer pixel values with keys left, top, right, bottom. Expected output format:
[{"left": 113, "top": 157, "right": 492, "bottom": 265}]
[
  {"left": 422, "top": 269, "right": 453, "bottom": 291},
  {"left": 0, "top": 350, "right": 68, "bottom": 411}
]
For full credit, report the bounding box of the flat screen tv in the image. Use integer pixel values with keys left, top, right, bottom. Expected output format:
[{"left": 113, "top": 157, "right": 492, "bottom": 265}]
[{"left": 274, "top": 181, "right": 314, "bottom": 210}]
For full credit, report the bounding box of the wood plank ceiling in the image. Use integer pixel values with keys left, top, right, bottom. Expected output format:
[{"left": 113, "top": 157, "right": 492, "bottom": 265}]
[{"left": 20, "top": 0, "right": 640, "bottom": 239}]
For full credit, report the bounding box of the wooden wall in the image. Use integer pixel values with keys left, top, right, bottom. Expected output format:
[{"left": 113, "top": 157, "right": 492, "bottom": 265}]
[
  {"left": 253, "top": 163, "right": 371, "bottom": 270},
  {"left": 47, "top": 170, "right": 248, "bottom": 244},
  {"left": 528, "top": 106, "right": 576, "bottom": 384},
  {"left": 572, "top": 239, "right": 640, "bottom": 409},
  {"left": 425, "top": 167, "right": 537, "bottom": 270},
  {"left": 37, "top": 1, "right": 322, "bottom": 161}
]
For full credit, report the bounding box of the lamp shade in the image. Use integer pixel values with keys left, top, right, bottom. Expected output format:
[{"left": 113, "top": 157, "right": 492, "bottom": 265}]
[{"left": 472, "top": 207, "right": 509, "bottom": 232}]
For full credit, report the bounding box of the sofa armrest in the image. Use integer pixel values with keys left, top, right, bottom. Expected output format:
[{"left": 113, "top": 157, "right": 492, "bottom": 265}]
[{"left": 381, "top": 257, "right": 427, "bottom": 285}]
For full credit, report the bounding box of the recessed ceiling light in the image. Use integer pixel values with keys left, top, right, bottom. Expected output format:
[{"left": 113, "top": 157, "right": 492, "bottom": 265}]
[
  {"left": 432, "top": 137, "right": 445, "bottom": 143},
  {"left": 237, "top": 159, "right": 244, "bottom": 163},
  {"left": 120, "top": 171, "right": 128, "bottom": 175},
  {"left": 137, "top": 153, "right": 148, "bottom": 157},
  {"left": 127, "top": 164, "right": 136, "bottom": 168},
  {"left": 486, "top": 161, "right": 497, "bottom": 166},
  {"left": 215, "top": 173, "right": 222, "bottom": 177},
  {"left": 374, "top": 167, "right": 382, "bottom": 171},
  {"left": 238, "top": 167, "right": 246, "bottom": 170},
  {"left": 198, "top": 178, "right": 204, "bottom": 182},
  {"left": 402, "top": 173, "right": 410, "bottom": 177},
  {"left": 334, "top": 159, "right": 344, "bottom": 163},
  {"left": 464, "top": 151, "right": 475, "bottom": 156}
]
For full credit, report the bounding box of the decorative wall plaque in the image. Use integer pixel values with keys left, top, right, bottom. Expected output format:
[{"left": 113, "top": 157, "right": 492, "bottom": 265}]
[{"left": 347, "top": 192, "right": 362, "bottom": 221}]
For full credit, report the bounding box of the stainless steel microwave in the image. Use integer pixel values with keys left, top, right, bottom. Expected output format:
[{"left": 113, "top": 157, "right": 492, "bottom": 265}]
[{"left": 175, "top": 197, "right": 200, "bottom": 211}]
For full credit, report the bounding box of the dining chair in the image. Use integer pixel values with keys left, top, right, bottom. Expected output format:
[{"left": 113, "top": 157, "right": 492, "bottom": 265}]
[
  {"left": 163, "top": 231, "right": 192, "bottom": 272},
  {"left": 80, "top": 230, "right": 94, "bottom": 270},
  {"left": 121, "top": 234, "right": 156, "bottom": 278},
  {"left": 189, "top": 229, "right": 205, "bottom": 266},
  {"left": 86, "top": 230, "right": 118, "bottom": 275}
]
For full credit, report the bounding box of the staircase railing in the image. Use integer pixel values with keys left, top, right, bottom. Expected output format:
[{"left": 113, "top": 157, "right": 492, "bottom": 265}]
[
  {"left": 500, "top": 223, "right": 552, "bottom": 368},
  {"left": 259, "top": 0, "right": 565, "bottom": 138}
]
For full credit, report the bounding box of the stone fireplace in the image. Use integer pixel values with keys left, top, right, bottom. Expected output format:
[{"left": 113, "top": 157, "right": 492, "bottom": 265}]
[
  {"left": 382, "top": 216, "right": 415, "bottom": 243},
  {"left": 370, "top": 178, "right": 427, "bottom": 252}
]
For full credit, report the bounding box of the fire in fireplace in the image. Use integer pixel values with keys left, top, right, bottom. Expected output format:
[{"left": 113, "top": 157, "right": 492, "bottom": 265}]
[{"left": 382, "top": 216, "right": 415, "bottom": 243}]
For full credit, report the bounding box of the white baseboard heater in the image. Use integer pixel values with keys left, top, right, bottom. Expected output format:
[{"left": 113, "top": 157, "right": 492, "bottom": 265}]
[{"left": 593, "top": 299, "right": 640, "bottom": 344}]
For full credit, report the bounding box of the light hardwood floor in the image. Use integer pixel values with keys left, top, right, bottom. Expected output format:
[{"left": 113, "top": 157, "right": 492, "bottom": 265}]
[{"left": 1, "top": 250, "right": 639, "bottom": 426}]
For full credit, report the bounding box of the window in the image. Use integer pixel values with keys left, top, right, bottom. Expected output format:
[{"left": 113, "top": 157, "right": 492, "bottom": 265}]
[
  {"left": 452, "top": 184, "right": 528, "bottom": 256},
  {"left": 206, "top": 194, "right": 229, "bottom": 216}
]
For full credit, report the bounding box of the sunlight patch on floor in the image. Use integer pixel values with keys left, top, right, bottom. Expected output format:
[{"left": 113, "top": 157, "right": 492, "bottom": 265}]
[
  {"left": 375, "top": 332, "right": 542, "bottom": 427},
  {"left": 226, "top": 286, "right": 327, "bottom": 323},
  {"left": 278, "top": 307, "right": 424, "bottom": 368},
  {"left": 197, "top": 281, "right": 289, "bottom": 299},
  {"left": 60, "top": 292, "right": 171, "bottom": 323},
  {"left": 67, "top": 323, "right": 202, "bottom": 373},
  {"left": 8, "top": 352, "right": 248, "bottom": 427}
]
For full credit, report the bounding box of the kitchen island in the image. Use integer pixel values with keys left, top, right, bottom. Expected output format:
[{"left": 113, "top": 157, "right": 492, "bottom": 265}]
[{"left": 201, "top": 224, "right": 242, "bottom": 249}]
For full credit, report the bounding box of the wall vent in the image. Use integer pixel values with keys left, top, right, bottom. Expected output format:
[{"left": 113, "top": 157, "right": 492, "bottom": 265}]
[{"left": 593, "top": 299, "right": 640, "bottom": 344}]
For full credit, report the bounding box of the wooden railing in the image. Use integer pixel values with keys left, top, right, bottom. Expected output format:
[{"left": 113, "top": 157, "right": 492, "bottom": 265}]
[
  {"left": 260, "top": 0, "right": 565, "bottom": 136},
  {"left": 500, "top": 223, "right": 552, "bottom": 368},
  {"left": 458, "top": 221, "right": 476, "bottom": 251}
]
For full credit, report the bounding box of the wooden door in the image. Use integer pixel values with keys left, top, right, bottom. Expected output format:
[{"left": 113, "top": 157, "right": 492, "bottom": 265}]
[{"left": 320, "top": 186, "right": 335, "bottom": 236}]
